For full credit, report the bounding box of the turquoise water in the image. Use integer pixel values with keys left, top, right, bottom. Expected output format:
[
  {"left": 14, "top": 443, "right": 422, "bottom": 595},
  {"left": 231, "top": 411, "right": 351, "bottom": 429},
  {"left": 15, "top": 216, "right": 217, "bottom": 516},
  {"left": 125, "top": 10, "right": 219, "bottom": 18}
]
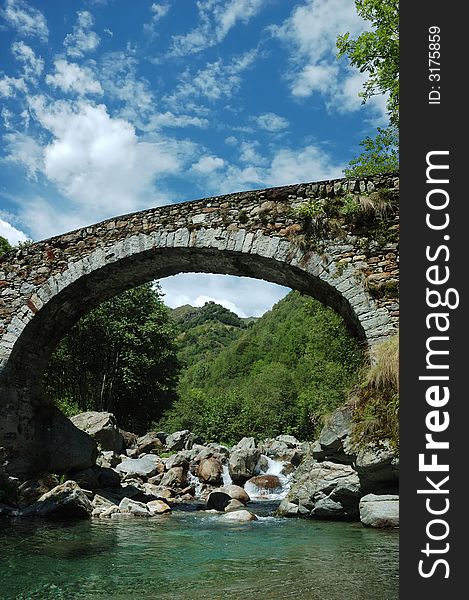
[{"left": 1, "top": 504, "right": 398, "bottom": 600}]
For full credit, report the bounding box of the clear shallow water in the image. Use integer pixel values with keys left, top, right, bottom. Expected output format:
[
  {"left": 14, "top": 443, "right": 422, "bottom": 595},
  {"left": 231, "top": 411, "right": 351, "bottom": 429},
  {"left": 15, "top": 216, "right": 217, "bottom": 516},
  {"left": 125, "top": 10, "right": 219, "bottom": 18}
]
[{"left": 1, "top": 503, "right": 398, "bottom": 600}]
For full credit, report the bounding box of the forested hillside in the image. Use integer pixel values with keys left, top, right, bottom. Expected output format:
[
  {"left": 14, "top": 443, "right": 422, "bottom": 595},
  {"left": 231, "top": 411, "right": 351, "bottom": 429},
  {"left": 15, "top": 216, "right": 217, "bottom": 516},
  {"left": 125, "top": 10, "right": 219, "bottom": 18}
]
[{"left": 160, "top": 291, "right": 365, "bottom": 443}]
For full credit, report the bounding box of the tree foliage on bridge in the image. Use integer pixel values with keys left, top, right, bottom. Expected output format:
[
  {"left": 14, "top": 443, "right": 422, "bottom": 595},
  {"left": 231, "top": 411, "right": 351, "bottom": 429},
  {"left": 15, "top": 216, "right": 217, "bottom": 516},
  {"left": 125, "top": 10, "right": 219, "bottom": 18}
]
[{"left": 44, "top": 283, "right": 180, "bottom": 433}]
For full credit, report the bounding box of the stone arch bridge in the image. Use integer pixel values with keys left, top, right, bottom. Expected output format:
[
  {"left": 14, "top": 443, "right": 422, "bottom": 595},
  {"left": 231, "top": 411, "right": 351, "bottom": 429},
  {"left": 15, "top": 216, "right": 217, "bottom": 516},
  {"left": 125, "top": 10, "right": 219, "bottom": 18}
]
[{"left": 0, "top": 173, "right": 399, "bottom": 476}]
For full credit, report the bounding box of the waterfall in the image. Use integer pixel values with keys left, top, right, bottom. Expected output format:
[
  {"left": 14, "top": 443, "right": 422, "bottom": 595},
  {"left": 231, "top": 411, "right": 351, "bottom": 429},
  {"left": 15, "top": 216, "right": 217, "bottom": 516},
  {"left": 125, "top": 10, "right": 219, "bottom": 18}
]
[
  {"left": 187, "top": 471, "right": 203, "bottom": 498},
  {"left": 244, "top": 455, "right": 293, "bottom": 501},
  {"left": 221, "top": 464, "right": 233, "bottom": 487}
]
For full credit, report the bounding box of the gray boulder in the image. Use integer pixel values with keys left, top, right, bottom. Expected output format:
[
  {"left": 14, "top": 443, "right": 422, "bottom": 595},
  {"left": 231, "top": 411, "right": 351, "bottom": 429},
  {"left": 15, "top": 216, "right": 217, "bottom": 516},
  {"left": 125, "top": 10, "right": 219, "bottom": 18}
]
[
  {"left": 313, "top": 407, "right": 355, "bottom": 464},
  {"left": 22, "top": 481, "right": 92, "bottom": 518},
  {"left": 136, "top": 432, "right": 164, "bottom": 455},
  {"left": 355, "top": 441, "right": 399, "bottom": 493},
  {"left": 160, "top": 466, "right": 187, "bottom": 489},
  {"left": 116, "top": 455, "right": 162, "bottom": 479},
  {"left": 359, "top": 494, "right": 399, "bottom": 528},
  {"left": 277, "top": 458, "right": 361, "bottom": 519},
  {"left": 118, "top": 497, "right": 151, "bottom": 517},
  {"left": 71, "top": 412, "right": 123, "bottom": 453},
  {"left": 228, "top": 437, "right": 260, "bottom": 484},
  {"left": 166, "top": 430, "right": 197, "bottom": 452},
  {"left": 218, "top": 484, "right": 250, "bottom": 504}
]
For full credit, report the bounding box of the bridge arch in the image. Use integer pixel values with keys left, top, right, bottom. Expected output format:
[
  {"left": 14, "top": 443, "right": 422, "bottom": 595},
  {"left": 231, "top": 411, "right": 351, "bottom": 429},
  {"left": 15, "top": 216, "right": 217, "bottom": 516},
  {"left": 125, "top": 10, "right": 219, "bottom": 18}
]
[{"left": 0, "top": 174, "right": 399, "bottom": 476}]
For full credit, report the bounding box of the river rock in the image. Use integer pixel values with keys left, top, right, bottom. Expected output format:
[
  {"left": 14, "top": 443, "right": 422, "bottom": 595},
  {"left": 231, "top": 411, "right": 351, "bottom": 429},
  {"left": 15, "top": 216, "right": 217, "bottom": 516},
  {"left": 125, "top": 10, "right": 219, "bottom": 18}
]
[
  {"left": 218, "top": 484, "right": 250, "bottom": 504},
  {"left": 165, "top": 430, "right": 194, "bottom": 452},
  {"left": 207, "top": 490, "right": 232, "bottom": 511},
  {"left": 96, "top": 450, "right": 121, "bottom": 469},
  {"left": 313, "top": 407, "right": 356, "bottom": 464},
  {"left": 277, "top": 458, "right": 361, "bottom": 519},
  {"left": 71, "top": 412, "right": 123, "bottom": 453},
  {"left": 359, "top": 494, "right": 399, "bottom": 528},
  {"left": 136, "top": 432, "right": 164, "bottom": 455},
  {"left": 120, "top": 430, "right": 138, "bottom": 449},
  {"left": 355, "top": 441, "right": 399, "bottom": 493},
  {"left": 147, "top": 499, "right": 172, "bottom": 515},
  {"left": 228, "top": 437, "right": 260, "bottom": 484},
  {"left": 17, "top": 474, "right": 59, "bottom": 507},
  {"left": 118, "top": 497, "right": 151, "bottom": 517},
  {"left": 246, "top": 475, "right": 281, "bottom": 490},
  {"left": 224, "top": 499, "right": 245, "bottom": 512},
  {"left": 164, "top": 452, "right": 191, "bottom": 471},
  {"left": 223, "top": 509, "right": 258, "bottom": 522},
  {"left": 116, "top": 455, "right": 162, "bottom": 478},
  {"left": 197, "top": 457, "right": 223, "bottom": 485},
  {"left": 160, "top": 466, "right": 187, "bottom": 489},
  {"left": 22, "top": 481, "right": 92, "bottom": 518}
]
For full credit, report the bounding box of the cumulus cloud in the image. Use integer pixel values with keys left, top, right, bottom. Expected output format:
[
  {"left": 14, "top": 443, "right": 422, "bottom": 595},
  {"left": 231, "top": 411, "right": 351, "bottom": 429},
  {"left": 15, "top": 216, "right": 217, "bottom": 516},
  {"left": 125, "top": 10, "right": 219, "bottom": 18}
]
[
  {"left": 1, "top": 0, "right": 49, "bottom": 42},
  {"left": 274, "top": 0, "right": 387, "bottom": 118},
  {"left": 11, "top": 42, "right": 44, "bottom": 82},
  {"left": 0, "top": 217, "right": 28, "bottom": 245},
  {"left": 253, "top": 112, "right": 289, "bottom": 132},
  {"left": 64, "top": 11, "right": 100, "bottom": 58},
  {"left": 169, "top": 0, "right": 266, "bottom": 56},
  {"left": 0, "top": 76, "right": 26, "bottom": 98},
  {"left": 159, "top": 273, "right": 289, "bottom": 317},
  {"left": 192, "top": 155, "right": 225, "bottom": 173},
  {"left": 26, "top": 98, "right": 183, "bottom": 216},
  {"left": 3, "top": 132, "right": 44, "bottom": 178},
  {"left": 46, "top": 59, "right": 103, "bottom": 96}
]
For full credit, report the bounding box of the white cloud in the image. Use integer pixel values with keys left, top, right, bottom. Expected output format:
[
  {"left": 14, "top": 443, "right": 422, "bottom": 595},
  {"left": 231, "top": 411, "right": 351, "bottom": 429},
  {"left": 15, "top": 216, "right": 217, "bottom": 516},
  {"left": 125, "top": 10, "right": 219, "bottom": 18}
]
[
  {"left": 192, "top": 155, "right": 225, "bottom": 173},
  {"left": 0, "top": 76, "right": 26, "bottom": 98},
  {"left": 254, "top": 112, "right": 289, "bottom": 132},
  {"left": 3, "top": 132, "right": 43, "bottom": 178},
  {"left": 194, "top": 142, "right": 344, "bottom": 195},
  {"left": 274, "top": 0, "right": 387, "bottom": 117},
  {"left": 159, "top": 273, "right": 289, "bottom": 317},
  {"left": 144, "top": 2, "right": 171, "bottom": 35},
  {"left": 11, "top": 42, "right": 44, "bottom": 82},
  {"left": 22, "top": 98, "right": 187, "bottom": 221},
  {"left": 0, "top": 217, "right": 28, "bottom": 245},
  {"left": 166, "top": 49, "right": 258, "bottom": 106},
  {"left": 64, "top": 11, "right": 100, "bottom": 58},
  {"left": 169, "top": 0, "right": 266, "bottom": 56},
  {"left": 46, "top": 59, "right": 103, "bottom": 96},
  {"left": 1, "top": 0, "right": 49, "bottom": 42},
  {"left": 145, "top": 111, "right": 209, "bottom": 130}
]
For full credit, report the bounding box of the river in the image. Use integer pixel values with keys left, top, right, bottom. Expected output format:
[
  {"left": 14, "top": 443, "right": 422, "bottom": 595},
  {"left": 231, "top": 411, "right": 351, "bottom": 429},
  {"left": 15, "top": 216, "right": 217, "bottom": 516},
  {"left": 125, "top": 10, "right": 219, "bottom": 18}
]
[{"left": 1, "top": 502, "right": 398, "bottom": 599}]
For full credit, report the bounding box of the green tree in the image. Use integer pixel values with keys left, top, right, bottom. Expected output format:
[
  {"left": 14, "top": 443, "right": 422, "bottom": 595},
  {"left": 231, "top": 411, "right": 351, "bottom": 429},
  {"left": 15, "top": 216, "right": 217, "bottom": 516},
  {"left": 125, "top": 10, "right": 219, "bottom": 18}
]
[
  {"left": 344, "top": 126, "right": 398, "bottom": 177},
  {"left": 44, "top": 283, "right": 180, "bottom": 433},
  {"left": 337, "top": 0, "right": 399, "bottom": 127},
  {"left": 337, "top": 0, "right": 399, "bottom": 176},
  {"left": 0, "top": 236, "right": 12, "bottom": 255}
]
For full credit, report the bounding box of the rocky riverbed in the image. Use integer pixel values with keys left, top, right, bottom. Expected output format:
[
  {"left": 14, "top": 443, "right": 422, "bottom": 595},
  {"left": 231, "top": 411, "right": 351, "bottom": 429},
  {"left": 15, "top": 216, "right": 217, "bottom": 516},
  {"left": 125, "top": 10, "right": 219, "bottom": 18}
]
[{"left": 0, "top": 408, "right": 399, "bottom": 529}]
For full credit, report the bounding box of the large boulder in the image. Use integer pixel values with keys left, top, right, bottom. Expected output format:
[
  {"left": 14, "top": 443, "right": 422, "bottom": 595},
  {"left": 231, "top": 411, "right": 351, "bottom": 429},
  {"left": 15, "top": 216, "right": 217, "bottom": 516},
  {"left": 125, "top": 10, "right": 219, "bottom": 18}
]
[
  {"left": 260, "top": 435, "right": 304, "bottom": 464},
  {"left": 118, "top": 497, "right": 151, "bottom": 517},
  {"left": 359, "top": 494, "right": 399, "bottom": 528},
  {"left": 355, "top": 441, "right": 399, "bottom": 493},
  {"left": 160, "top": 467, "right": 187, "bottom": 489},
  {"left": 277, "top": 458, "right": 361, "bottom": 519},
  {"left": 223, "top": 509, "right": 258, "bottom": 522},
  {"left": 71, "top": 412, "right": 123, "bottom": 453},
  {"left": 218, "top": 484, "right": 250, "bottom": 504},
  {"left": 246, "top": 475, "right": 282, "bottom": 491},
  {"left": 147, "top": 499, "right": 172, "bottom": 515},
  {"left": 228, "top": 437, "right": 260, "bottom": 484},
  {"left": 197, "top": 457, "right": 223, "bottom": 485},
  {"left": 312, "top": 407, "right": 356, "bottom": 464},
  {"left": 165, "top": 430, "right": 196, "bottom": 452},
  {"left": 136, "top": 432, "right": 164, "bottom": 455},
  {"left": 17, "top": 474, "right": 59, "bottom": 507},
  {"left": 116, "top": 455, "right": 162, "bottom": 479},
  {"left": 22, "top": 481, "right": 92, "bottom": 518},
  {"left": 206, "top": 490, "right": 232, "bottom": 511}
]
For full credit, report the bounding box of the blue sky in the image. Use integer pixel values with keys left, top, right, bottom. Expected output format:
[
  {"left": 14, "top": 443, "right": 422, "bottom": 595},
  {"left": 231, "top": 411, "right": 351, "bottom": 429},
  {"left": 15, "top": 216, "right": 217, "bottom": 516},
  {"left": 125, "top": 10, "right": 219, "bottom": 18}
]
[{"left": 0, "top": 0, "right": 386, "bottom": 316}]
